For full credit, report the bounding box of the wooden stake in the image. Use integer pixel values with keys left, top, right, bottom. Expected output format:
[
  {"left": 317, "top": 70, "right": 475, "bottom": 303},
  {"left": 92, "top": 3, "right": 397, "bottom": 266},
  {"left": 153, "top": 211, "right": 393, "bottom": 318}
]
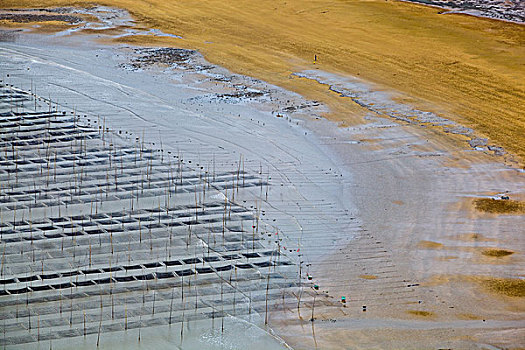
[{"left": 265, "top": 274, "right": 270, "bottom": 325}]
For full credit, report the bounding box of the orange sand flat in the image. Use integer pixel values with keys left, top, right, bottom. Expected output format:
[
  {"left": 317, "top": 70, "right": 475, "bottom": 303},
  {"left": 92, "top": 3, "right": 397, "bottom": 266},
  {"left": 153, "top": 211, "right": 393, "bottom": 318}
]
[{"left": 2, "top": 0, "right": 525, "bottom": 164}]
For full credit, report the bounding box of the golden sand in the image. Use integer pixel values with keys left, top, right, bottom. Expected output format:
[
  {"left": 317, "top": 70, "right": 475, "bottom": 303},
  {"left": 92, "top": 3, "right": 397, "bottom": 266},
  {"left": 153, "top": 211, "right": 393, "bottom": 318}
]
[
  {"left": 0, "top": 19, "right": 75, "bottom": 31},
  {"left": 457, "top": 313, "right": 483, "bottom": 320},
  {"left": 482, "top": 249, "right": 515, "bottom": 257},
  {"left": 2, "top": 0, "right": 525, "bottom": 163},
  {"left": 429, "top": 275, "right": 525, "bottom": 298},
  {"left": 418, "top": 240, "right": 444, "bottom": 249},
  {"left": 474, "top": 198, "right": 525, "bottom": 214},
  {"left": 481, "top": 277, "right": 525, "bottom": 298},
  {"left": 406, "top": 310, "right": 435, "bottom": 318},
  {"left": 358, "top": 274, "right": 378, "bottom": 280}
]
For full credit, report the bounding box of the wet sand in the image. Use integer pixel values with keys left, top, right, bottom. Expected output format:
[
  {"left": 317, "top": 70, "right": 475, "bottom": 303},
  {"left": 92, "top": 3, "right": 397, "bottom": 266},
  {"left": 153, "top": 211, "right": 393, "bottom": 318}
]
[{"left": 273, "top": 103, "right": 525, "bottom": 349}]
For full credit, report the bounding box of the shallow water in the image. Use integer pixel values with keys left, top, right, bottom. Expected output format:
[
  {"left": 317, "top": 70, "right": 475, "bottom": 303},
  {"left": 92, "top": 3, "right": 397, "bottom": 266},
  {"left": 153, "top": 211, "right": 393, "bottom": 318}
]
[{"left": 8, "top": 316, "right": 289, "bottom": 350}]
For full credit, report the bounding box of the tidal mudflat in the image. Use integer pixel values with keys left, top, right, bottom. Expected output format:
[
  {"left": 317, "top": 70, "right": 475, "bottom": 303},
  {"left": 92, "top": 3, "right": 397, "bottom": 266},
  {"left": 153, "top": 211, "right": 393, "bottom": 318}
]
[{"left": 0, "top": 3, "right": 524, "bottom": 349}]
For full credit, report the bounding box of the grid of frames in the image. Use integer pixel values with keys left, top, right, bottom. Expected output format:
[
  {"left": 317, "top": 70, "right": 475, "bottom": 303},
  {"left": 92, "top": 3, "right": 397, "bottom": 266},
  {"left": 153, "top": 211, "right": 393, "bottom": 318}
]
[{"left": 0, "top": 84, "right": 299, "bottom": 346}]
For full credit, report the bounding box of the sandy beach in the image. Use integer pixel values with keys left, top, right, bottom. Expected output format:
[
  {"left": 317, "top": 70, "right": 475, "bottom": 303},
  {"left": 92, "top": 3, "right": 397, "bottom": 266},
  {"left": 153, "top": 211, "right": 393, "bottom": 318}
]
[{"left": 0, "top": 3, "right": 523, "bottom": 349}]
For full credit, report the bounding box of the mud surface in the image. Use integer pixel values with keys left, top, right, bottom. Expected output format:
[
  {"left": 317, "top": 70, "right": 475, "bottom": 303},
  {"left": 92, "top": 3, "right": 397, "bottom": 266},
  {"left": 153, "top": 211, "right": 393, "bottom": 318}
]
[
  {"left": 403, "top": 0, "right": 525, "bottom": 23},
  {"left": 0, "top": 13, "right": 82, "bottom": 24},
  {"left": 122, "top": 48, "right": 198, "bottom": 70}
]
